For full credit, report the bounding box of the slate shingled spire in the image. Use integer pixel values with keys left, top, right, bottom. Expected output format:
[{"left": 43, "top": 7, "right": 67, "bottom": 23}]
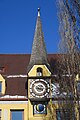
[{"left": 27, "top": 8, "right": 49, "bottom": 72}]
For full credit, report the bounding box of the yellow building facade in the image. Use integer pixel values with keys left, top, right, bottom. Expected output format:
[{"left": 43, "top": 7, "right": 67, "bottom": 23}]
[{"left": 0, "top": 8, "right": 80, "bottom": 120}]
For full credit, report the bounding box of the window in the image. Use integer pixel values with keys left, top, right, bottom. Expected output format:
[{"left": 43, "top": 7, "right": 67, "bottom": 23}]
[
  {"left": 56, "top": 109, "right": 75, "bottom": 120},
  {"left": 78, "top": 107, "right": 80, "bottom": 120},
  {"left": 77, "top": 82, "right": 80, "bottom": 91},
  {"left": 0, "top": 111, "right": 1, "bottom": 120},
  {"left": 0, "top": 74, "right": 6, "bottom": 95},
  {"left": 10, "top": 110, "right": 24, "bottom": 120},
  {"left": 37, "top": 67, "right": 43, "bottom": 76},
  {"left": 76, "top": 81, "right": 80, "bottom": 96},
  {"left": 0, "top": 82, "right": 2, "bottom": 93}
]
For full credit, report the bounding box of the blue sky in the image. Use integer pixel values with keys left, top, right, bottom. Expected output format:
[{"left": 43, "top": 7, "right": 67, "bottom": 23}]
[
  {"left": 0, "top": 0, "right": 60, "bottom": 54},
  {"left": 0, "top": 1, "right": 60, "bottom": 119}
]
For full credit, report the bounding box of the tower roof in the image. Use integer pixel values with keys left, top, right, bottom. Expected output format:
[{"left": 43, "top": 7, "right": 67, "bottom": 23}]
[{"left": 27, "top": 8, "right": 49, "bottom": 72}]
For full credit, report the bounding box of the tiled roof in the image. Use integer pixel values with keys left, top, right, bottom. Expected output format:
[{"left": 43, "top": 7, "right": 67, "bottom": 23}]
[
  {"left": 0, "top": 54, "right": 30, "bottom": 75},
  {"left": 0, "top": 54, "right": 60, "bottom": 97}
]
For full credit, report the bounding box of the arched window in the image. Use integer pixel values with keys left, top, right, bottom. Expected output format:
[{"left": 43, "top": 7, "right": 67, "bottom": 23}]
[{"left": 36, "top": 67, "right": 43, "bottom": 76}]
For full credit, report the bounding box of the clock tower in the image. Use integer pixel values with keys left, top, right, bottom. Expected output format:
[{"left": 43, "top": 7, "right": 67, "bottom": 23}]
[{"left": 27, "top": 8, "right": 51, "bottom": 120}]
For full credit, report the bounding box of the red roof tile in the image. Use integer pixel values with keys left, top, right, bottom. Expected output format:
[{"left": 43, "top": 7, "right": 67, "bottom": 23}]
[{"left": 0, "top": 54, "right": 61, "bottom": 96}]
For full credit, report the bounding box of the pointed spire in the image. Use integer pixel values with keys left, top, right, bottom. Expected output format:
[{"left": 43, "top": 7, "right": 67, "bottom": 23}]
[
  {"left": 27, "top": 8, "right": 50, "bottom": 72},
  {"left": 38, "top": 8, "right": 40, "bottom": 16}
]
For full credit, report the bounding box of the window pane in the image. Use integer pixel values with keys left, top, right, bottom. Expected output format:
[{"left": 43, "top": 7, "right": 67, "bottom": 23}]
[
  {"left": 0, "top": 82, "right": 2, "bottom": 92},
  {"left": 56, "top": 110, "right": 65, "bottom": 120},
  {"left": 11, "top": 110, "right": 23, "bottom": 120},
  {"left": 56, "top": 110, "right": 61, "bottom": 120},
  {"left": 56, "top": 109, "right": 75, "bottom": 120},
  {"left": 77, "top": 82, "right": 80, "bottom": 91},
  {"left": 0, "top": 110, "right": 1, "bottom": 120}
]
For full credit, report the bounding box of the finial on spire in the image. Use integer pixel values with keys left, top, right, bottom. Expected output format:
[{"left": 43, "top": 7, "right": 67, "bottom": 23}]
[{"left": 38, "top": 8, "right": 40, "bottom": 16}]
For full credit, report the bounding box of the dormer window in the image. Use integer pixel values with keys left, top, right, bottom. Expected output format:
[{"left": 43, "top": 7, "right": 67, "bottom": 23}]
[
  {"left": 37, "top": 67, "right": 43, "bottom": 76},
  {"left": 0, "top": 74, "right": 6, "bottom": 95}
]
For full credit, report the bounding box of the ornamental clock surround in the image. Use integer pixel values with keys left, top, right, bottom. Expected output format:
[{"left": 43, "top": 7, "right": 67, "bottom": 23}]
[{"left": 29, "top": 78, "right": 50, "bottom": 100}]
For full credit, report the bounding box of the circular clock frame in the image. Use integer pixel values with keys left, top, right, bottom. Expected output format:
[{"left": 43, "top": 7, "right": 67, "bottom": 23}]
[{"left": 30, "top": 79, "right": 50, "bottom": 98}]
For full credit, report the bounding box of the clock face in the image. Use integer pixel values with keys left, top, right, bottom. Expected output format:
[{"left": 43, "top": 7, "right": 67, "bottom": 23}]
[{"left": 30, "top": 79, "right": 50, "bottom": 98}]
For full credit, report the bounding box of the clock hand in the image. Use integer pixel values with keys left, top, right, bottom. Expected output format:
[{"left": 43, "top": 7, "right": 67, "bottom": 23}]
[
  {"left": 37, "top": 85, "right": 44, "bottom": 89},
  {"left": 36, "top": 86, "right": 43, "bottom": 90}
]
